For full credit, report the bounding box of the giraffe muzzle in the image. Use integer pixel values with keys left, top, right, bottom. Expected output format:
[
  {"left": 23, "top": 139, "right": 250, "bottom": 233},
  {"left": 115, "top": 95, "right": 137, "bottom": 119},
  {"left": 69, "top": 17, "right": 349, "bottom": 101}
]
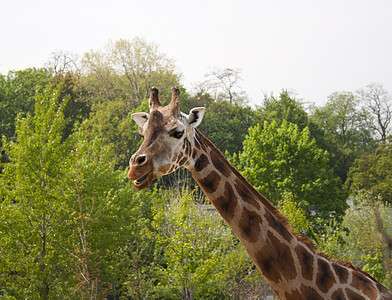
[
  {"left": 131, "top": 171, "right": 154, "bottom": 190},
  {"left": 135, "top": 173, "right": 149, "bottom": 184},
  {"left": 128, "top": 152, "right": 154, "bottom": 188}
]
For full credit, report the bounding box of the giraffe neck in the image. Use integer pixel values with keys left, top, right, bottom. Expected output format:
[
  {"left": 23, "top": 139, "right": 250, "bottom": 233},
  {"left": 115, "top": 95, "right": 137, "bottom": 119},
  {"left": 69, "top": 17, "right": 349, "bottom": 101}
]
[{"left": 185, "top": 129, "right": 392, "bottom": 300}]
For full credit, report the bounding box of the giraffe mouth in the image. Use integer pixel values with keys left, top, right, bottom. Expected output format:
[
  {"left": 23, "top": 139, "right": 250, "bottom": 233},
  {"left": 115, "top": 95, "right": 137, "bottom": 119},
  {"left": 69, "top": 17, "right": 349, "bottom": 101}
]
[{"left": 133, "top": 171, "right": 154, "bottom": 189}]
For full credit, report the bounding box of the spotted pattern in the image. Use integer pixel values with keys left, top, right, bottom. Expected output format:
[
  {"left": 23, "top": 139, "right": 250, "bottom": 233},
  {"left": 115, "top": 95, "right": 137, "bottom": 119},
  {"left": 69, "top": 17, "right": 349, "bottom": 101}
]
[
  {"left": 183, "top": 137, "right": 191, "bottom": 157},
  {"left": 264, "top": 210, "right": 293, "bottom": 242},
  {"left": 299, "top": 285, "right": 324, "bottom": 300},
  {"left": 284, "top": 288, "right": 303, "bottom": 300}
]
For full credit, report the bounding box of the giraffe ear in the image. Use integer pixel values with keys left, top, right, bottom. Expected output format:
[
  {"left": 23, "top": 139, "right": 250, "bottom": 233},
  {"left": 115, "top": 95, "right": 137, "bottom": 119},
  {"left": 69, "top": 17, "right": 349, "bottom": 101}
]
[
  {"left": 131, "top": 112, "right": 149, "bottom": 128},
  {"left": 187, "top": 107, "right": 205, "bottom": 128}
]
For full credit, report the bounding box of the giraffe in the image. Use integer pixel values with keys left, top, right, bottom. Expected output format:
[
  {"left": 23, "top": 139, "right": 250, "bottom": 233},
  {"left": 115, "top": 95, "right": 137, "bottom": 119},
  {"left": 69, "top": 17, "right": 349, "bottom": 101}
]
[{"left": 127, "top": 86, "right": 392, "bottom": 300}]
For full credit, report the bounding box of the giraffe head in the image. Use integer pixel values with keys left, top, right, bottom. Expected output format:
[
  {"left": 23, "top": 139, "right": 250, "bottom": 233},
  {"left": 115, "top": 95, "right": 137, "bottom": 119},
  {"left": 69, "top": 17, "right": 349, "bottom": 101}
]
[{"left": 128, "top": 86, "right": 205, "bottom": 189}]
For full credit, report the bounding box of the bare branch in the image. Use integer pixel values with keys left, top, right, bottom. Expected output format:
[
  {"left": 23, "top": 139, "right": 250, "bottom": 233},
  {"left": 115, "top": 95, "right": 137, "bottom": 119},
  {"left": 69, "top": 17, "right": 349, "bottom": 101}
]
[
  {"left": 204, "top": 67, "right": 248, "bottom": 105},
  {"left": 358, "top": 82, "right": 392, "bottom": 141},
  {"left": 46, "top": 50, "right": 79, "bottom": 74}
]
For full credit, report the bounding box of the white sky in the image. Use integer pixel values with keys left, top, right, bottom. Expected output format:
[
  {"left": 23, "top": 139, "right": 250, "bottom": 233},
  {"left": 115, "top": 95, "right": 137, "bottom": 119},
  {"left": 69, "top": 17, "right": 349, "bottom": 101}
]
[{"left": 1, "top": 0, "right": 391, "bottom": 106}]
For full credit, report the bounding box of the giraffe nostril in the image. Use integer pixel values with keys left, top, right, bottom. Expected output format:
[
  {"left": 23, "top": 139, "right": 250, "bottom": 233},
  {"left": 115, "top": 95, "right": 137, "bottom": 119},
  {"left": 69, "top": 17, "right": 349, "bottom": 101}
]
[{"left": 136, "top": 155, "right": 147, "bottom": 166}]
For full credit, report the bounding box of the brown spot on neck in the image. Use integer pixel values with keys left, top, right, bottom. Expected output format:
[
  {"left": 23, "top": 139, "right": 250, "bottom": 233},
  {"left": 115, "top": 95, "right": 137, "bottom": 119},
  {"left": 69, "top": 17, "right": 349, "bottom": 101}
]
[
  {"left": 234, "top": 179, "right": 260, "bottom": 210},
  {"left": 332, "top": 263, "right": 349, "bottom": 283},
  {"left": 256, "top": 230, "right": 297, "bottom": 284},
  {"left": 295, "top": 246, "right": 314, "bottom": 281},
  {"left": 198, "top": 171, "right": 221, "bottom": 194},
  {"left": 238, "top": 207, "right": 263, "bottom": 243},
  {"left": 214, "top": 182, "right": 237, "bottom": 220},
  {"left": 194, "top": 153, "right": 209, "bottom": 172},
  {"left": 351, "top": 272, "right": 379, "bottom": 299},
  {"left": 211, "top": 150, "right": 231, "bottom": 178},
  {"left": 316, "top": 259, "right": 336, "bottom": 294}
]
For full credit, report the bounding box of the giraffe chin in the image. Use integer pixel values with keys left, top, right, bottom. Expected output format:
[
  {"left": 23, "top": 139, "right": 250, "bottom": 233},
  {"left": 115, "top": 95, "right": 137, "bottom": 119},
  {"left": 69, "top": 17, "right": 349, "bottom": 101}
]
[{"left": 132, "top": 171, "right": 155, "bottom": 190}]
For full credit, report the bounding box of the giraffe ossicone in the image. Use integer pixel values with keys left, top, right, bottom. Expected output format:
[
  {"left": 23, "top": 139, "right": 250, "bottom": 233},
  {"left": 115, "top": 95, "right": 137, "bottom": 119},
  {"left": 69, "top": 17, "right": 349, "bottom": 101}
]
[{"left": 128, "top": 87, "right": 392, "bottom": 300}]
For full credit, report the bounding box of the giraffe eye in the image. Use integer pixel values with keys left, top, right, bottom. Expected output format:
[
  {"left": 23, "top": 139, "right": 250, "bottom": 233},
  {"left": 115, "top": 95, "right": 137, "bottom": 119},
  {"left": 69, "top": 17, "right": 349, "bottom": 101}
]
[{"left": 170, "top": 129, "right": 184, "bottom": 139}]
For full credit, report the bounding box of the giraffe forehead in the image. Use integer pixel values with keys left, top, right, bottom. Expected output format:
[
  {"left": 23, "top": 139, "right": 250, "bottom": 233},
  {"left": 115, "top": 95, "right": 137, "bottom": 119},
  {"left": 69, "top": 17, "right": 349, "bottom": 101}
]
[
  {"left": 147, "top": 109, "right": 185, "bottom": 132},
  {"left": 143, "top": 111, "right": 174, "bottom": 136},
  {"left": 148, "top": 110, "right": 167, "bottom": 128}
]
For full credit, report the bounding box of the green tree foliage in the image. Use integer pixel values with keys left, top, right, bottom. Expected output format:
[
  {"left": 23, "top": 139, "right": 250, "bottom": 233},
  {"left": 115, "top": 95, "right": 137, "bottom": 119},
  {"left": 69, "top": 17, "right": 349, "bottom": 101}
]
[
  {"left": 256, "top": 90, "right": 310, "bottom": 130},
  {"left": 151, "top": 192, "right": 231, "bottom": 299},
  {"left": 255, "top": 90, "right": 327, "bottom": 158},
  {"left": 318, "top": 191, "right": 392, "bottom": 287},
  {"left": 3, "top": 40, "right": 392, "bottom": 297},
  {"left": 60, "top": 133, "right": 140, "bottom": 299},
  {"left": 147, "top": 190, "right": 274, "bottom": 299},
  {"left": 0, "top": 68, "right": 53, "bottom": 144},
  {"left": 277, "top": 194, "right": 311, "bottom": 234},
  {"left": 310, "top": 91, "right": 376, "bottom": 182},
  {"left": 0, "top": 85, "right": 73, "bottom": 298},
  {"left": 199, "top": 101, "right": 257, "bottom": 154},
  {"left": 346, "top": 136, "right": 392, "bottom": 203},
  {"left": 53, "top": 72, "right": 91, "bottom": 139},
  {"left": 215, "top": 245, "right": 271, "bottom": 299},
  {"left": 0, "top": 83, "right": 271, "bottom": 297},
  {"left": 0, "top": 85, "right": 155, "bottom": 298},
  {"left": 113, "top": 187, "right": 164, "bottom": 300},
  {"left": 84, "top": 99, "right": 146, "bottom": 169},
  {"left": 230, "top": 120, "right": 347, "bottom": 221},
  {"left": 175, "top": 87, "right": 214, "bottom": 115}
]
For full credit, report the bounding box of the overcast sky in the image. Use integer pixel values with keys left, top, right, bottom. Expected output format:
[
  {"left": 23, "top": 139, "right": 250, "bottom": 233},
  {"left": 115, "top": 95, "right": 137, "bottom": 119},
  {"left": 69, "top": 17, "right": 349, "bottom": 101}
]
[{"left": 1, "top": 0, "right": 391, "bottom": 106}]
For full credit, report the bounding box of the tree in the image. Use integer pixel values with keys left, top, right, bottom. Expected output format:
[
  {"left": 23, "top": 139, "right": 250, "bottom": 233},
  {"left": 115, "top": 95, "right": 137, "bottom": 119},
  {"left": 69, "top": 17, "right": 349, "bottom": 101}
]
[
  {"left": 81, "top": 37, "right": 180, "bottom": 108},
  {"left": 151, "top": 191, "right": 230, "bottom": 299},
  {"left": 310, "top": 91, "right": 376, "bottom": 183},
  {"left": 329, "top": 191, "right": 392, "bottom": 287},
  {"left": 60, "top": 132, "right": 136, "bottom": 299},
  {"left": 256, "top": 90, "right": 310, "bottom": 131},
  {"left": 198, "top": 101, "right": 257, "bottom": 155},
  {"left": 0, "top": 68, "right": 53, "bottom": 143},
  {"left": 116, "top": 188, "right": 167, "bottom": 300},
  {"left": 316, "top": 191, "right": 392, "bottom": 288},
  {"left": 230, "top": 120, "right": 347, "bottom": 222},
  {"left": 215, "top": 244, "right": 272, "bottom": 299},
  {"left": 358, "top": 83, "right": 392, "bottom": 141},
  {"left": 0, "top": 84, "right": 145, "bottom": 298},
  {"left": 84, "top": 98, "right": 148, "bottom": 169},
  {"left": 53, "top": 72, "right": 91, "bottom": 139},
  {"left": 204, "top": 67, "right": 248, "bottom": 105},
  {"left": 46, "top": 50, "right": 79, "bottom": 75},
  {"left": 0, "top": 85, "right": 74, "bottom": 298},
  {"left": 277, "top": 194, "right": 311, "bottom": 234},
  {"left": 346, "top": 136, "right": 392, "bottom": 203}
]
